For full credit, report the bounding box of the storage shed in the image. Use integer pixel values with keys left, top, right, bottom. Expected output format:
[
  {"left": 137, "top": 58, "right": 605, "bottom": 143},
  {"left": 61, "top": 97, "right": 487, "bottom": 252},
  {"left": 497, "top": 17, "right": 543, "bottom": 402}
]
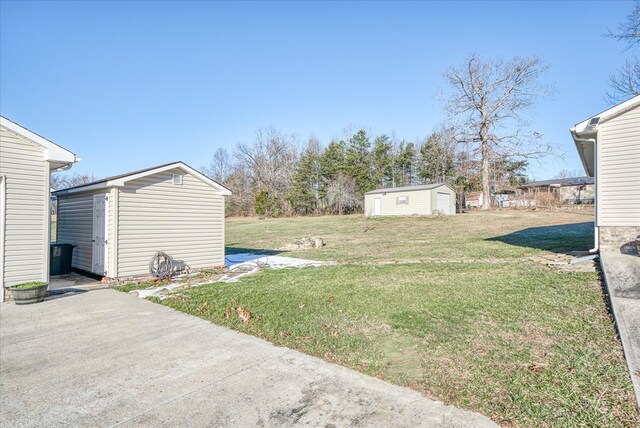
[
  {"left": 54, "top": 162, "right": 231, "bottom": 281},
  {"left": 364, "top": 183, "right": 456, "bottom": 217},
  {"left": 571, "top": 94, "right": 640, "bottom": 253}
]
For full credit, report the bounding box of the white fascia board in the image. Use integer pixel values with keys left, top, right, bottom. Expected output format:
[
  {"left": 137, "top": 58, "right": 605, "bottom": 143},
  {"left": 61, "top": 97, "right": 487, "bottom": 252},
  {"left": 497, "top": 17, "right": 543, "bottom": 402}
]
[
  {"left": 0, "top": 116, "right": 78, "bottom": 164},
  {"left": 108, "top": 162, "right": 232, "bottom": 195},
  {"left": 54, "top": 181, "right": 117, "bottom": 196},
  {"left": 574, "top": 95, "right": 640, "bottom": 132},
  {"left": 175, "top": 163, "right": 232, "bottom": 195}
]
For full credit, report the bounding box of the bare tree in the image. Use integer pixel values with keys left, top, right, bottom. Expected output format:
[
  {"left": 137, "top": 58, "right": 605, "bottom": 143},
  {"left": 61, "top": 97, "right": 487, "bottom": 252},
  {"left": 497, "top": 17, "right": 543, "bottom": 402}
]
[
  {"left": 202, "top": 148, "right": 231, "bottom": 183},
  {"left": 444, "top": 53, "right": 552, "bottom": 209},
  {"left": 606, "top": 55, "right": 640, "bottom": 104},
  {"left": 51, "top": 172, "right": 96, "bottom": 191},
  {"left": 605, "top": 1, "right": 640, "bottom": 104},
  {"left": 605, "top": 1, "right": 640, "bottom": 48},
  {"left": 554, "top": 169, "right": 586, "bottom": 179},
  {"left": 326, "top": 174, "right": 361, "bottom": 215},
  {"left": 234, "top": 127, "right": 299, "bottom": 213},
  {"left": 224, "top": 162, "right": 255, "bottom": 216}
]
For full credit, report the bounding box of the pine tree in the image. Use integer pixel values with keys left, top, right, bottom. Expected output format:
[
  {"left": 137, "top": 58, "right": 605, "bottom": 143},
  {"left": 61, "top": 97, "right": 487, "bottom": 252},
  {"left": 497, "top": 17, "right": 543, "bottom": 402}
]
[
  {"left": 417, "top": 132, "right": 455, "bottom": 184},
  {"left": 344, "top": 130, "right": 374, "bottom": 194},
  {"left": 394, "top": 141, "right": 416, "bottom": 186},
  {"left": 287, "top": 141, "right": 322, "bottom": 214},
  {"left": 371, "top": 134, "right": 394, "bottom": 188},
  {"left": 319, "top": 140, "right": 347, "bottom": 191}
]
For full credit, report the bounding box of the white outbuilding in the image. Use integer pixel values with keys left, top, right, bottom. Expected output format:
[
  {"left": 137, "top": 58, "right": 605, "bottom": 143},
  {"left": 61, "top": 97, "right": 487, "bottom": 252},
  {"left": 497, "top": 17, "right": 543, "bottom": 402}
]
[
  {"left": 54, "top": 162, "right": 231, "bottom": 282},
  {"left": 364, "top": 183, "right": 456, "bottom": 217}
]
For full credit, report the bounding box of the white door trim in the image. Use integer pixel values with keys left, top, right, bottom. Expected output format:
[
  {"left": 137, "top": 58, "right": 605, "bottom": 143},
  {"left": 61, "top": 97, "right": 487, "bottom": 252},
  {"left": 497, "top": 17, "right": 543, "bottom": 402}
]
[
  {"left": 436, "top": 192, "right": 451, "bottom": 215},
  {"left": 92, "top": 194, "right": 109, "bottom": 276},
  {"left": 374, "top": 198, "right": 381, "bottom": 216}
]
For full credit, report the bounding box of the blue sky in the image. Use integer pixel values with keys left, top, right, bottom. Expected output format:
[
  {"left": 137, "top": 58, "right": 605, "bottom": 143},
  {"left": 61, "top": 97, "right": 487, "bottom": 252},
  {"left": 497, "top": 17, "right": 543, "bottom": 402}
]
[{"left": 0, "top": 1, "right": 634, "bottom": 179}]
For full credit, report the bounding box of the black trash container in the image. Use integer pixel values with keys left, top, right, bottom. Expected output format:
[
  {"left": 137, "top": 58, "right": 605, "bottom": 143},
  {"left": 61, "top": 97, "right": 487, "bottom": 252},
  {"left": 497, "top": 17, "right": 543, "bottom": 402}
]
[{"left": 50, "top": 243, "right": 75, "bottom": 275}]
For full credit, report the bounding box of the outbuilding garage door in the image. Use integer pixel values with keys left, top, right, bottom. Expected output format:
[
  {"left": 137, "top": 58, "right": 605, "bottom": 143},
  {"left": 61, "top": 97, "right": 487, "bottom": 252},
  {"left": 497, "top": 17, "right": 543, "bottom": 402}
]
[{"left": 436, "top": 193, "right": 451, "bottom": 214}]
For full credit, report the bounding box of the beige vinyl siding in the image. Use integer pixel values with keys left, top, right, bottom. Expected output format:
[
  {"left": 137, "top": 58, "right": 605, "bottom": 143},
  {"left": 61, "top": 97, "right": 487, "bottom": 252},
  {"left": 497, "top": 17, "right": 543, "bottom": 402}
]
[
  {"left": 364, "top": 189, "right": 432, "bottom": 216},
  {"left": 598, "top": 105, "right": 640, "bottom": 226},
  {"left": 430, "top": 186, "right": 456, "bottom": 214},
  {"left": 117, "top": 168, "right": 225, "bottom": 277},
  {"left": 0, "top": 126, "right": 48, "bottom": 286},
  {"left": 56, "top": 191, "right": 95, "bottom": 272}
]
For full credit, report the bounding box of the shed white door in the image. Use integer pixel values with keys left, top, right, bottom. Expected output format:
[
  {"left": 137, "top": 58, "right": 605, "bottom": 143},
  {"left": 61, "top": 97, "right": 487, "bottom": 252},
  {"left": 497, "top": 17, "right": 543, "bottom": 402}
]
[
  {"left": 436, "top": 193, "right": 451, "bottom": 214},
  {"left": 374, "top": 198, "right": 381, "bottom": 216},
  {"left": 92, "top": 194, "right": 108, "bottom": 275}
]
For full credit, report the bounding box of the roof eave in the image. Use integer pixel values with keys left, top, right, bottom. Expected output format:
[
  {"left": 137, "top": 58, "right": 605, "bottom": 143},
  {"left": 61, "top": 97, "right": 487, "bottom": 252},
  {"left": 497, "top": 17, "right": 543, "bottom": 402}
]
[
  {"left": 574, "top": 94, "right": 640, "bottom": 130},
  {"left": 0, "top": 116, "right": 79, "bottom": 165},
  {"left": 570, "top": 127, "right": 596, "bottom": 177},
  {"left": 54, "top": 161, "right": 232, "bottom": 196}
]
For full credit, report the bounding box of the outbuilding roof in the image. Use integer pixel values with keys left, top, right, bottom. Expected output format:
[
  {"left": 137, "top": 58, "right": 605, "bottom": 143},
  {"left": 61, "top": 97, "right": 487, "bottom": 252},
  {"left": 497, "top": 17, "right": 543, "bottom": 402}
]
[
  {"left": 520, "top": 176, "right": 594, "bottom": 188},
  {"left": 54, "top": 161, "right": 231, "bottom": 196},
  {"left": 365, "top": 183, "right": 454, "bottom": 195}
]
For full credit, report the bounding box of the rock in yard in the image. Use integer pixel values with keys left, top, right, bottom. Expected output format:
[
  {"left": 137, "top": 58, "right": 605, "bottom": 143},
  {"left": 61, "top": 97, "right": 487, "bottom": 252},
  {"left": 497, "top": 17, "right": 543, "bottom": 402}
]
[{"left": 286, "top": 236, "right": 325, "bottom": 249}]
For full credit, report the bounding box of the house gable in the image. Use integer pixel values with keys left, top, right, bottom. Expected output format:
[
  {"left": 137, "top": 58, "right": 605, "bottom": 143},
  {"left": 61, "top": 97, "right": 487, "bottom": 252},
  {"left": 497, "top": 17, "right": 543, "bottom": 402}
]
[{"left": 0, "top": 116, "right": 78, "bottom": 168}]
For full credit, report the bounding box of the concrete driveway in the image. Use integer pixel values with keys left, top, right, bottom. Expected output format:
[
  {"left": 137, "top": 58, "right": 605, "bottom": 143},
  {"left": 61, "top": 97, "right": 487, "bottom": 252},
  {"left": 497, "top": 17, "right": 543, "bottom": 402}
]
[
  {"left": 0, "top": 289, "right": 496, "bottom": 427},
  {"left": 600, "top": 252, "right": 640, "bottom": 406}
]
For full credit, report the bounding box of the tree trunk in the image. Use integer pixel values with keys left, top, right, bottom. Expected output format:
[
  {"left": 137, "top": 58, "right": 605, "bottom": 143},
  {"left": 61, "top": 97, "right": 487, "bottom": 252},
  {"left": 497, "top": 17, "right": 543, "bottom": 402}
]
[{"left": 480, "top": 106, "right": 491, "bottom": 210}]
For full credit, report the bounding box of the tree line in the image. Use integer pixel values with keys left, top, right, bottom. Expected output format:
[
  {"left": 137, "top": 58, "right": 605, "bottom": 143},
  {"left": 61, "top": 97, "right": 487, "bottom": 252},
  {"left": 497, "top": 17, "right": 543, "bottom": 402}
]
[{"left": 202, "top": 125, "right": 529, "bottom": 217}]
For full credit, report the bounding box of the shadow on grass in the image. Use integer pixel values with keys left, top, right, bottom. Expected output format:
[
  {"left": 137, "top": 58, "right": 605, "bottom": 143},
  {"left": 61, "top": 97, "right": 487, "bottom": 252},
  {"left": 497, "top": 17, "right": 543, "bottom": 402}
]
[
  {"left": 487, "top": 221, "right": 594, "bottom": 253},
  {"left": 225, "top": 247, "right": 282, "bottom": 256}
]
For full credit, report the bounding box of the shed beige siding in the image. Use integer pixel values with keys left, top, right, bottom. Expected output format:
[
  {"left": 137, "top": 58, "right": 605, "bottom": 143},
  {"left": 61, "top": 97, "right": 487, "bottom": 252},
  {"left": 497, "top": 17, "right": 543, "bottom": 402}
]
[
  {"left": 56, "top": 188, "right": 113, "bottom": 273},
  {"left": 365, "top": 185, "right": 456, "bottom": 216},
  {"left": 116, "top": 168, "right": 225, "bottom": 278},
  {"left": 365, "top": 188, "right": 432, "bottom": 216},
  {"left": 598, "top": 105, "right": 640, "bottom": 227},
  {"left": 0, "top": 126, "right": 48, "bottom": 287}
]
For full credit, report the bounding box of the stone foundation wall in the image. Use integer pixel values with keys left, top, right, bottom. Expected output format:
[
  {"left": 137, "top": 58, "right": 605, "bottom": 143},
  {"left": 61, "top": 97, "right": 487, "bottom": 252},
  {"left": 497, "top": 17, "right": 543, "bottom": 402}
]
[{"left": 599, "top": 226, "right": 640, "bottom": 254}]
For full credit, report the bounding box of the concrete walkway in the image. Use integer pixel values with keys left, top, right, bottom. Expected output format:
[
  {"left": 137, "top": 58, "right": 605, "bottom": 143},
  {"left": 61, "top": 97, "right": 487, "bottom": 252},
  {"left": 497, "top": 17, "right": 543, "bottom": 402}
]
[
  {"left": 0, "top": 289, "right": 496, "bottom": 427},
  {"left": 49, "top": 271, "right": 105, "bottom": 292},
  {"left": 600, "top": 252, "right": 640, "bottom": 406}
]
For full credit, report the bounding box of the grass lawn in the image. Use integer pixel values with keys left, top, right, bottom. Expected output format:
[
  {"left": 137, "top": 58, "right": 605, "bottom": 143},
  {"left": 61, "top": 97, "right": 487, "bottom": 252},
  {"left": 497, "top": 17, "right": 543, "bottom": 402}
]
[{"left": 156, "top": 208, "right": 639, "bottom": 427}]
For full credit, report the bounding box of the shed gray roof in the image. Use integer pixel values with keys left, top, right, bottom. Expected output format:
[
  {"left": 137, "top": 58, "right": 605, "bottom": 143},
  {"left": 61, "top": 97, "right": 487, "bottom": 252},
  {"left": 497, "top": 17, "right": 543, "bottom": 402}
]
[
  {"left": 56, "top": 161, "right": 179, "bottom": 192},
  {"left": 520, "top": 176, "right": 594, "bottom": 189},
  {"left": 53, "top": 161, "right": 232, "bottom": 196},
  {"left": 365, "top": 183, "right": 452, "bottom": 195}
]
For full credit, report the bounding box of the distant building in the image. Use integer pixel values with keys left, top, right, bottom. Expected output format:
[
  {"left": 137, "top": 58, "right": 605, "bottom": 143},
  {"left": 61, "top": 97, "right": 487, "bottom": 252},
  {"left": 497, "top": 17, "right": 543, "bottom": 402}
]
[
  {"left": 465, "top": 191, "right": 484, "bottom": 209},
  {"left": 519, "top": 176, "right": 595, "bottom": 205},
  {"left": 364, "top": 183, "right": 456, "bottom": 216}
]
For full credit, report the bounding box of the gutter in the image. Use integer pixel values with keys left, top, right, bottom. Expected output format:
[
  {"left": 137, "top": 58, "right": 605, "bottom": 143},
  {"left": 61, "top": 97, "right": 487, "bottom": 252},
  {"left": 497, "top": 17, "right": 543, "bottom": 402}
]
[{"left": 50, "top": 155, "right": 81, "bottom": 173}]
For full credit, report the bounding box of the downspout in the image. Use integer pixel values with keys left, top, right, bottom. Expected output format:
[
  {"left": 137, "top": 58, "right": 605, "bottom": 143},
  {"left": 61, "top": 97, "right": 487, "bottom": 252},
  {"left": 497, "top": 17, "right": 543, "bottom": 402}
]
[{"left": 572, "top": 133, "right": 598, "bottom": 253}]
